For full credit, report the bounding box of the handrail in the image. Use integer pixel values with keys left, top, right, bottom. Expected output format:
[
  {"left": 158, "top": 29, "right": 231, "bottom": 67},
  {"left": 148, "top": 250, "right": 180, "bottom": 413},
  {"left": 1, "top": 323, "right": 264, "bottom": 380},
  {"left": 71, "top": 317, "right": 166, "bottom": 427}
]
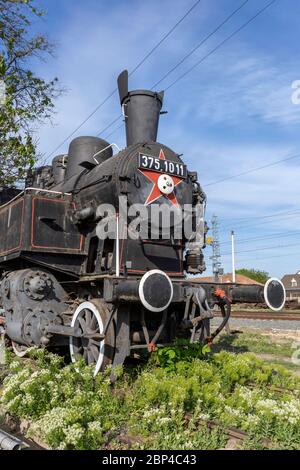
[
  {"left": 93, "top": 143, "right": 121, "bottom": 165},
  {"left": 0, "top": 187, "right": 72, "bottom": 209}
]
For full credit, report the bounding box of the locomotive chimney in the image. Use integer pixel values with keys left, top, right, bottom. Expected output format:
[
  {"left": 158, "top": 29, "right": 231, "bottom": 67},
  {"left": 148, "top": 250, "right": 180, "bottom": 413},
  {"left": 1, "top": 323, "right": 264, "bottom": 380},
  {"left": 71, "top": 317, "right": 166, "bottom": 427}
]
[{"left": 118, "top": 70, "right": 164, "bottom": 147}]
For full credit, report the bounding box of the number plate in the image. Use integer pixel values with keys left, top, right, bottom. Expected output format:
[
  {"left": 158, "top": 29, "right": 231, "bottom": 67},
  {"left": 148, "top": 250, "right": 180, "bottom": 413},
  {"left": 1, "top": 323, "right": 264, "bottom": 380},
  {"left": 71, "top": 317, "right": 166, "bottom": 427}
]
[{"left": 139, "top": 153, "right": 187, "bottom": 178}]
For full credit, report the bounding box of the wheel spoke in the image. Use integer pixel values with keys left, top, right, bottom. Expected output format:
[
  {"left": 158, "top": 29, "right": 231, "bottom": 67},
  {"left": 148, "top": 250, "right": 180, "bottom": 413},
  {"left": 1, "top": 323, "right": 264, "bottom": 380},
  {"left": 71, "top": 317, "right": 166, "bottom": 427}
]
[
  {"left": 89, "top": 326, "right": 100, "bottom": 334},
  {"left": 73, "top": 343, "right": 83, "bottom": 355},
  {"left": 90, "top": 314, "right": 98, "bottom": 329},
  {"left": 83, "top": 348, "right": 88, "bottom": 361},
  {"left": 90, "top": 344, "right": 99, "bottom": 361},
  {"left": 78, "top": 316, "right": 86, "bottom": 332},
  {"left": 84, "top": 309, "right": 92, "bottom": 326},
  {"left": 87, "top": 349, "right": 94, "bottom": 364},
  {"left": 83, "top": 330, "right": 102, "bottom": 340},
  {"left": 90, "top": 338, "right": 101, "bottom": 346}
]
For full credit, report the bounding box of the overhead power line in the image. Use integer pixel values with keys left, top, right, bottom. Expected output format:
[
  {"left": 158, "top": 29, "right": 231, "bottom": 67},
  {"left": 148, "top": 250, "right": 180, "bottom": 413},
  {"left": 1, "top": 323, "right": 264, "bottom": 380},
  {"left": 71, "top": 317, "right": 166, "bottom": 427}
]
[
  {"left": 45, "top": 0, "right": 202, "bottom": 161},
  {"left": 219, "top": 208, "right": 300, "bottom": 227},
  {"left": 165, "top": 0, "right": 277, "bottom": 91},
  {"left": 46, "top": 89, "right": 118, "bottom": 161},
  {"left": 219, "top": 230, "right": 300, "bottom": 247},
  {"left": 103, "top": 0, "right": 276, "bottom": 140},
  {"left": 220, "top": 250, "right": 300, "bottom": 264},
  {"left": 151, "top": 0, "right": 249, "bottom": 89},
  {"left": 97, "top": 0, "right": 249, "bottom": 139},
  {"left": 104, "top": 122, "right": 124, "bottom": 140},
  {"left": 97, "top": 115, "right": 122, "bottom": 137},
  {"left": 129, "top": 0, "right": 203, "bottom": 77},
  {"left": 46, "top": 0, "right": 278, "bottom": 160},
  {"left": 222, "top": 240, "right": 300, "bottom": 257},
  {"left": 219, "top": 209, "right": 300, "bottom": 232},
  {"left": 205, "top": 151, "right": 300, "bottom": 187},
  {"left": 219, "top": 212, "right": 300, "bottom": 233}
]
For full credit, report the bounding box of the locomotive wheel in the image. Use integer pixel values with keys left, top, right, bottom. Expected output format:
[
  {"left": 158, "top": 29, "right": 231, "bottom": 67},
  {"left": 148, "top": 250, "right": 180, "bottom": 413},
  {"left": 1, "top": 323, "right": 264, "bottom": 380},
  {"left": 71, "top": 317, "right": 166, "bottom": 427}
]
[
  {"left": 69, "top": 299, "right": 115, "bottom": 375},
  {"left": 12, "top": 341, "right": 30, "bottom": 358}
]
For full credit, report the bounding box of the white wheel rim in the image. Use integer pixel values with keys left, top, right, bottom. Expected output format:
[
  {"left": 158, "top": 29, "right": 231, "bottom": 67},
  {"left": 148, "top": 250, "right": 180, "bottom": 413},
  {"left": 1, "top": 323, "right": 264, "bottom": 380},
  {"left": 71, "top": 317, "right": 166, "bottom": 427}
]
[
  {"left": 264, "top": 277, "right": 286, "bottom": 312},
  {"left": 12, "top": 341, "right": 29, "bottom": 358},
  {"left": 69, "top": 301, "right": 105, "bottom": 376}
]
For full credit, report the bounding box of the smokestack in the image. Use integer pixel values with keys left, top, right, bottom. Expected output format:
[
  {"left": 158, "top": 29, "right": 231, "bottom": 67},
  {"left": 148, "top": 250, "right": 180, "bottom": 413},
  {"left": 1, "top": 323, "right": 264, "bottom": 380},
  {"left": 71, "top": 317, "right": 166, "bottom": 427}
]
[{"left": 117, "top": 70, "right": 164, "bottom": 147}]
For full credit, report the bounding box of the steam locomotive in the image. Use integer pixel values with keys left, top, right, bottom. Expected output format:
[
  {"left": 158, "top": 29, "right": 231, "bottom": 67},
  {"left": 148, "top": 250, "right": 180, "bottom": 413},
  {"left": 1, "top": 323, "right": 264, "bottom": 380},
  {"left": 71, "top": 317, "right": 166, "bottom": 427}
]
[{"left": 0, "top": 71, "right": 286, "bottom": 374}]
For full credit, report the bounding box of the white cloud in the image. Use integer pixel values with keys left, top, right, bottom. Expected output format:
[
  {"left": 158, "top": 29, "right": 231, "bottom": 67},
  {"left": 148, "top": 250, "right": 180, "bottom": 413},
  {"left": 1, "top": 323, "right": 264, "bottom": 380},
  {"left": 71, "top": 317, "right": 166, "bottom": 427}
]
[{"left": 164, "top": 49, "right": 300, "bottom": 127}]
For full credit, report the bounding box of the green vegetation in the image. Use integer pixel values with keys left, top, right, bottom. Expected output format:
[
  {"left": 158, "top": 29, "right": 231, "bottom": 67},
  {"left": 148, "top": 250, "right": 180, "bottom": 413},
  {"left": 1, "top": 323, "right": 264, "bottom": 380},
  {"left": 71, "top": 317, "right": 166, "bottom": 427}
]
[
  {"left": 1, "top": 340, "right": 300, "bottom": 450},
  {"left": 236, "top": 269, "right": 269, "bottom": 284},
  {"left": 213, "top": 332, "right": 293, "bottom": 358},
  {"left": 0, "top": 0, "right": 60, "bottom": 186},
  {"left": 214, "top": 332, "right": 300, "bottom": 372}
]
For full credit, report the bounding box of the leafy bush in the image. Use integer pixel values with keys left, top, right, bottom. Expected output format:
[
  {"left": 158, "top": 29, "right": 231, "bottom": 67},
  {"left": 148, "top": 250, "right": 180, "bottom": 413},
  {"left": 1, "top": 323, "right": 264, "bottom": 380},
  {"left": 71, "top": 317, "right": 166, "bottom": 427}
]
[
  {"left": 236, "top": 268, "right": 269, "bottom": 284},
  {"left": 1, "top": 344, "right": 300, "bottom": 450},
  {"left": 155, "top": 339, "right": 211, "bottom": 372}
]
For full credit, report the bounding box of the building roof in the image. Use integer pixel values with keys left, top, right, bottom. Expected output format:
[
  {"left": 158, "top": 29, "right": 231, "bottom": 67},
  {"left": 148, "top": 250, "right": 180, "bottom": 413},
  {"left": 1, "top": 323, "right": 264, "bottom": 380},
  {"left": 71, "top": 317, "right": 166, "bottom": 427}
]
[
  {"left": 192, "top": 273, "right": 262, "bottom": 285},
  {"left": 281, "top": 273, "right": 300, "bottom": 291}
]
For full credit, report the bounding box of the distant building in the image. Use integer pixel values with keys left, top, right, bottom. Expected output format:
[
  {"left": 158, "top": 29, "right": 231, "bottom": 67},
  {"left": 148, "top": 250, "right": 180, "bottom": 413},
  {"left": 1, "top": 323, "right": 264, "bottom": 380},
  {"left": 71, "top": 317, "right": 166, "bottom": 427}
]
[
  {"left": 281, "top": 272, "right": 300, "bottom": 302},
  {"left": 193, "top": 273, "right": 262, "bottom": 285}
]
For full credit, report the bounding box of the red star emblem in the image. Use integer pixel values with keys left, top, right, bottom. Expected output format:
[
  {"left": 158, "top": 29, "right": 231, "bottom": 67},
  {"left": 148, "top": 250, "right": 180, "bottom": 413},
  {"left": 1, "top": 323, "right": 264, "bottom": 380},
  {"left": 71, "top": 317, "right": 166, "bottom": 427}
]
[{"left": 139, "top": 149, "right": 183, "bottom": 207}]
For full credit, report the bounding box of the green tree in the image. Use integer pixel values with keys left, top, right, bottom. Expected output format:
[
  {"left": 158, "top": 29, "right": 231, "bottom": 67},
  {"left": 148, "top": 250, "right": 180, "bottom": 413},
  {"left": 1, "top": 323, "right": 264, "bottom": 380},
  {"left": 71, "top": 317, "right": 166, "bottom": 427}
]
[
  {"left": 0, "top": 0, "right": 60, "bottom": 187},
  {"left": 236, "top": 268, "right": 269, "bottom": 284}
]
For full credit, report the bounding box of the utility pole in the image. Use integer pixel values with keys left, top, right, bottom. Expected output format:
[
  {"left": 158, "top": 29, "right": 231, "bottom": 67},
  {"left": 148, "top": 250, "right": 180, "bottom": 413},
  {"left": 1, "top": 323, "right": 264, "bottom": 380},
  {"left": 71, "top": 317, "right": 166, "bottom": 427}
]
[
  {"left": 210, "top": 215, "right": 223, "bottom": 283},
  {"left": 231, "top": 230, "right": 236, "bottom": 283}
]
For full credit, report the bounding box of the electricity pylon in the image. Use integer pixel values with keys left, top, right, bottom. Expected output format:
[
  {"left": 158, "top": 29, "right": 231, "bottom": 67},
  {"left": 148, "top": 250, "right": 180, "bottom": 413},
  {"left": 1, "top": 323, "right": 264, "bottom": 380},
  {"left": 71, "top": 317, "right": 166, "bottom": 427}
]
[{"left": 209, "top": 215, "right": 223, "bottom": 282}]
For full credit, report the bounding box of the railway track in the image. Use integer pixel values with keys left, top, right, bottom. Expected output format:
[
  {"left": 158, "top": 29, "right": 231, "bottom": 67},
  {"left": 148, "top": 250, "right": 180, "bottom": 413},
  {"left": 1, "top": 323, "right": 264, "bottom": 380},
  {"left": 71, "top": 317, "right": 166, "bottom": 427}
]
[
  {"left": 215, "top": 311, "right": 300, "bottom": 321},
  {"left": 0, "top": 424, "right": 44, "bottom": 451},
  {"left": 184, "top": 416, "right": 273, "bottom": 450},
  {"left": 187, "top": 384, "right": 298, "bottom": 450}
]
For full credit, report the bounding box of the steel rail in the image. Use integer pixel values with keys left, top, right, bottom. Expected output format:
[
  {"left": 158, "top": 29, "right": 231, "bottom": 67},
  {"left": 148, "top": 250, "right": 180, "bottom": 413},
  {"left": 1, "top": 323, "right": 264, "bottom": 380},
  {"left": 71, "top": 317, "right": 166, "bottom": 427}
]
[{"left": 214, "top": 311, "right": 300, "bottom": 321}]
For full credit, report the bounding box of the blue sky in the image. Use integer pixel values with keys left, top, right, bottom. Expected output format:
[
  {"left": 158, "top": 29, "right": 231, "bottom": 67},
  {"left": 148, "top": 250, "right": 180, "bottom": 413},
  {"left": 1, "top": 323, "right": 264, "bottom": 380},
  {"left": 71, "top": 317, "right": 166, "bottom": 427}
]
[{"left": 29, "top": 0, "right": 300, "bottom": 278}]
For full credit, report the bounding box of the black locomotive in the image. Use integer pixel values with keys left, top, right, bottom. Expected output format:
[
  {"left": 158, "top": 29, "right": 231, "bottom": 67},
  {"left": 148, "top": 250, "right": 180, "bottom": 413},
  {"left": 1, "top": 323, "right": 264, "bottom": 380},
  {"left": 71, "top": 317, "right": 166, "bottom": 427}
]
[{"left": 0, "top": 71, "right": 286, "bottom": 374}]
